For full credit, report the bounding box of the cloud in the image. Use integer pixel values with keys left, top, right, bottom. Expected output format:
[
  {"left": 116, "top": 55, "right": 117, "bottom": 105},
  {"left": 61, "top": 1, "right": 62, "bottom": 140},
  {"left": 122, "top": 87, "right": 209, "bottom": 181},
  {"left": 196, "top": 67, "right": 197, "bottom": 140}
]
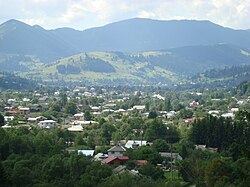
[{"left": 0, "top": 0, "right": 249, "bottom": 30}]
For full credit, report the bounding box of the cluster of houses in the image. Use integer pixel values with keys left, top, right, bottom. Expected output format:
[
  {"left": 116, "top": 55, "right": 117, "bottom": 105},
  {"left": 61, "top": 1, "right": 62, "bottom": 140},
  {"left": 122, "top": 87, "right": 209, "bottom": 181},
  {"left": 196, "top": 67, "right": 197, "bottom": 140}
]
[
  {"left": 72, "top": 140, "right": 183, "bottom": 174},
  {"left": 1, "top": 86, "right": 248, "bottom": 131}
]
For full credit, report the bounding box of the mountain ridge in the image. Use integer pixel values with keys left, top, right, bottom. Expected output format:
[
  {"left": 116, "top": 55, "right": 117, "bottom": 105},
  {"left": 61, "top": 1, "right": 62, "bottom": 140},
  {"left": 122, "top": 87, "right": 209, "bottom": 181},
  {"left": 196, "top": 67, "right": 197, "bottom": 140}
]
[{"left": 1, "top": 18, "right": 250, "bottom": 62}]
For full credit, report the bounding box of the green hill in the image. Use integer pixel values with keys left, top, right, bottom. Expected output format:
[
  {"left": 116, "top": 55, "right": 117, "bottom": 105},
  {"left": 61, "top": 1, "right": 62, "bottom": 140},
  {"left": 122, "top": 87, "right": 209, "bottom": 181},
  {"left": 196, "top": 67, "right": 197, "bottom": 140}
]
[
  {"left": 21, "top": 51, "right": 178, "bottom": 85},
  {"left": 18, "top": 44, "right": 250, "bottom": 85}
]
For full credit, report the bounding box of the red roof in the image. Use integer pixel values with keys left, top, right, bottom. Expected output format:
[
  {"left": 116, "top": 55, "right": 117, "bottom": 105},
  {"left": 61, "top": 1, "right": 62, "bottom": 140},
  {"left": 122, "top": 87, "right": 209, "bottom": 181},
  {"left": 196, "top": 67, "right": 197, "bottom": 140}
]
[
  {"left": 136, "top": 160, "right": 148, "bottom": 166},
  {"left": 101, "top": 156, "right": 129, "bottom": 164},
  {"left": 117, "top": 156, "right": 129, "bottom": 160},
  {"left": 101, "top": 156, "right": 117, "bottom": 164}
]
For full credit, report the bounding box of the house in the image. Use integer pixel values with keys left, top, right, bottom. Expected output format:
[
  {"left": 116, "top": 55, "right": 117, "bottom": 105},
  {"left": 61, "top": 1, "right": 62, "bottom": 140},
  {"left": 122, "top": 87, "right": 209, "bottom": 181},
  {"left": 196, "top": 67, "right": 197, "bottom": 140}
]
[
  {"left": 132, "top": 105, "right": 145, "bottom": 111},
  {"left": 4, "top": 116, "right": 14, "bottom": 122},
  {"left": 221, "top": 112, "right": 234, "bottom": 118},
  {"left": 37, "top": 120, "right": 58, "bottom": 129},
  {"left": 159, "top": 152, "right": 183, "bottom": 163},
  {"left": 195, "top": 145, "right": 218, "bottom": 153},
  {"left": 230, "top": 108, "right": 239, "bottom": 113},
  {"left": 125, "top": 140, "right": 147, "bottom": 149},
  {"left": 73, "top": 120, "right": 96, "bottom": 125},
  {"left": 107, "top": 145, "right": 126, "bottom": 156},
  {"left": 74, "top": 113, "right": 84, "bottom": 120},
  {"left": 78, "top": 150, "right": 95, "bottom": 156},
  {"left": 27, "top": 116, "right": 46, "bottom": 123},
  {"left": 103, "top": 103, "right": 116, "bottom": 109},
  {"left": 101, "top": 156, "right": 129, "bottom": 165},
  {"left": 18, "top": 107, "right": 30, "bottom": 114}
]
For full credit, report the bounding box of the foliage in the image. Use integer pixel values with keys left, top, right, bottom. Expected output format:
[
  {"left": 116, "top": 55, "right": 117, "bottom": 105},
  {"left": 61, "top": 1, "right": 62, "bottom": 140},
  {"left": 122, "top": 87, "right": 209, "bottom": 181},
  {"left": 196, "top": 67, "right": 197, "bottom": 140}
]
[
  {"left": 0, "top": 113, "right": 4, "bottom": 126},
  {"left": 65, "top": 101, "right": 77, "bottom": 115},
  {"left": 138, "top": 163, "right": 165, "bottom": 180},
  {"left": 179, "top": 109, "right": 193, "bottom": 119},
  {"left": 148, "top": 111, "right": 158, "bottom": 119},
  {"left": 190, "top": 113, "right": 250, "bottom": 151}
]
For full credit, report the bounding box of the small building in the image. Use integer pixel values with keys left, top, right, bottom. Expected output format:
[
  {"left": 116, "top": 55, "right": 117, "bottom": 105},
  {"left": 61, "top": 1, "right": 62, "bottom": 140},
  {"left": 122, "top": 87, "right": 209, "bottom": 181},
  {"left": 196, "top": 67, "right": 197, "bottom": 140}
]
[
  {"left": 37, "top": 120, "right": 58, "bottom": 129},
  {"left": 27, "top": 116, "right": 46, "bottom": 123},
  {"left": 230, "top": 108, "right": 239, "bottom": 113},
  {"left": 107, "top": 145, "right": 126, "bottom": 156},
  {"left": 159, "top": 152, "right": 183, "bottom": 163},
  {"left": 133, "top": 105, "right": 145, "bottom": 111},
  {"left": 221, "top": 112, "right": 234, "bottom": 118},
  {"left": 195, "top": 145, "right": 218, "bottom": 153},
  {"left": 125, "top": 140, "right": 147, "bottom": 149},
  {"left": 68, "top": 125, "right": 83, "bottom": 132},
  {"left": 78, "top": 150, "right": 95, "bottom": 156},
  {"left": 74, "top": 113, "right": 84, "bottom": 120},
  {"left": 18, "top": 107, "right": 30, "bottom": 114},
  {"left": 4, "top": 116, "right": 14, "bottom": 122}
]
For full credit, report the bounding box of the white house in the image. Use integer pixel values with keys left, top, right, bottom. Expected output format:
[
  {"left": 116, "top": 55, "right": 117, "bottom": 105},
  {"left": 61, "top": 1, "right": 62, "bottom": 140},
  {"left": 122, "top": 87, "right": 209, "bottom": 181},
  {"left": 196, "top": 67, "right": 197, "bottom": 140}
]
[
  {"left": 4, "top": 116, "right": 14, "bottom": 122},
  {"left": 107, "top": 145, "right": 126, "bottom": 156},
  {"left": 37, "top": 120, "right": 58, "bottom": 129},
  {"left": 132, "top": 105, "right": 145, "bottom": 111},
  {"left": 221, "top": 113, "right": 234, "bottom": 118}
]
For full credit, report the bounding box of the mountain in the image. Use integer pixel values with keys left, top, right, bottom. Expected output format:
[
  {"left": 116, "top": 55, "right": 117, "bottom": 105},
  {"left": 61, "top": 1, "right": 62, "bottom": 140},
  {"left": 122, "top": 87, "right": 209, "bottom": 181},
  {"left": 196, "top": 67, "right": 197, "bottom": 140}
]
[
  {"left": 0, "top": 19, "right": 76, "bottom": 62},
  {"left": 0, "top": 18, "right": 250, "bottom": 85},
  {"left": 0, "top": 18, "right": 250, "bottom": 62},
  {"left": 65, "top": 18, "right": 250, "bottom": 52},
  {"left": 20, "top": 44, "right": 250, "bottom": 85}
]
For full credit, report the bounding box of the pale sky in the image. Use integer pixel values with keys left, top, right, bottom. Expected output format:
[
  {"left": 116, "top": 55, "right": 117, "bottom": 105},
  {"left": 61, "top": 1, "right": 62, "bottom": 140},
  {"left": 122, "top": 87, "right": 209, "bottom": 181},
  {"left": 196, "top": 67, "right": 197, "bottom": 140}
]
[{"left": 0, "top": 0, "right": 249, "bottom": 30}]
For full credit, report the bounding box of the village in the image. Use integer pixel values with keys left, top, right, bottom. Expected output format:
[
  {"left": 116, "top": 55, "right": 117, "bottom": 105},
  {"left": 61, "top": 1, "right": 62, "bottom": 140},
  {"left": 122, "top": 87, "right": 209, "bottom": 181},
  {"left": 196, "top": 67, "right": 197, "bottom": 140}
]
[{"left": 1, "top": 83, "right": 249, "bottom": 186}]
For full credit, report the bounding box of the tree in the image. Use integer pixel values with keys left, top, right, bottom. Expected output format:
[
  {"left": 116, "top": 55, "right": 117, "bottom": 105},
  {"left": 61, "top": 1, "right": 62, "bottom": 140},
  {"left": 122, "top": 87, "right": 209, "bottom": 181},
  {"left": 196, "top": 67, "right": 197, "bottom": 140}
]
[
  {"left": 0, "top": 113, "right": 4, "bottom": 126},
  {"left": 165, "top": 98, "right": 172, "bottom": 111},
  {"left": 0, "top": 161, "right": 7, "bottom": 186},
  {"left": 65, "top": 101, "right": 77, "bottom": 115},
  {"left": 84, "top": 110, "right": 92, "bottom": 121},
  {"left": 50, "top": 102, "right": 61, "bottom": 112},
  {"left": 152, "top": 139, "right": 169, "bottom": 152},
  {"left": 179, "top": 109, "right": 193, "bottom": 119},
  {"left": 139, "top": 163, "right": 164, "bottom": 180},
  {"left": 148, "top": 111, "right": 158, "bottom": 119},
  {"left": 60, "top": 93, "right": 68, "bottom": 106},
  {"left": 144, "top": 119, "right": 168, "bottom": 141},
  {"left": 205, "top": 158, "right": 232, "bottom": 187}
]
